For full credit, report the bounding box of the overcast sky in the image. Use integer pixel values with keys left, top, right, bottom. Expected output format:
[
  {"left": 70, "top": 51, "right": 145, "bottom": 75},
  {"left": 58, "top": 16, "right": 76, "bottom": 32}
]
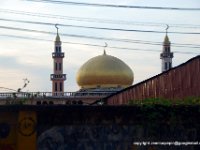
[{"left": 0, "top": 0, "right": 200, "bottom": 92}]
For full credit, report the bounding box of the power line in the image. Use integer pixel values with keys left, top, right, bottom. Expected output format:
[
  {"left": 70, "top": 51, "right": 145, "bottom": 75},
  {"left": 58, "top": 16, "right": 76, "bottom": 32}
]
[
  {"left": 0, "top": 8, "right": 200, "bottom": 29},
  {"left": 0, "top": 34, "right": 199, "bottom": 55},
  {"left": 1, "top": 17, "right": 200, "bottom": 48},
  {"left": 25, "top": 0, "right": 200, "bottom": 11},
  {"left": 0, "top": 25, "right": 200, "bottom": 49},
  {"left": 1, "top": 17, "right": 200, "bottom": 36}
]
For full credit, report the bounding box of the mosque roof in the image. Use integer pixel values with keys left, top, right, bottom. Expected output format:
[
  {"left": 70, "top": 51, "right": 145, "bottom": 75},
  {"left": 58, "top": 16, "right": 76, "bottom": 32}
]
[{"left": 76, "top": 51, "right": 134, "bottom": 89}]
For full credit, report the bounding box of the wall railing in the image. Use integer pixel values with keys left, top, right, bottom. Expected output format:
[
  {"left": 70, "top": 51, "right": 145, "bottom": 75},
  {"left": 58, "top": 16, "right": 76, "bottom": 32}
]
[{"left": 0, "top": 91, "right": 115, "bottom": 100}]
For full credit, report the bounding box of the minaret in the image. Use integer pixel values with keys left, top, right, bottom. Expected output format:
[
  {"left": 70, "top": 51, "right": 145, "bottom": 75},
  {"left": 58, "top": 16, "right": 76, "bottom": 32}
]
[
  {"left": 160, "top": 25, "right": 173, "bottom": 72},
  {"left": 50, "top": 25, "right": 66, "bottom": 96}
]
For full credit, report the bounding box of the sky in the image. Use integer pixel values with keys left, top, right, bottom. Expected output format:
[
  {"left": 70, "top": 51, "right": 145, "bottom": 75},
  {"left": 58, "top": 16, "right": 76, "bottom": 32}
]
[{"left": 0, "top": 0, "right": 200, "bottom": 92}]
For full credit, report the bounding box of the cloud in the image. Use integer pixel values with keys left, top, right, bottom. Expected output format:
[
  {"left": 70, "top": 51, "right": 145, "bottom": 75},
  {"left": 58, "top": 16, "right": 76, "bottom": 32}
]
[{"left": 0, "top": 55, "right": 51, "bottom": 91}]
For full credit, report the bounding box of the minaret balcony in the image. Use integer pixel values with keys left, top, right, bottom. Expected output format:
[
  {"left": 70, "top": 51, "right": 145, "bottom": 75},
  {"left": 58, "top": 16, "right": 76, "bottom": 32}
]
[
  {"left": 160, "top": 52, "right": 173, "bottom": 58},
  {"left": 51, "top": 74, "right": 66, "bottom": 80},
  {"left": 52, "top": 52, "right": 64, "bottom": 58}
]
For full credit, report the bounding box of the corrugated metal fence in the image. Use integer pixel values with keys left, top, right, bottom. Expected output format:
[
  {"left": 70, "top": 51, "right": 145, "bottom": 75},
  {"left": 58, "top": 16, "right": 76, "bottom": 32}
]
[{"left": 106, "top": 56, "right": 200, "bottom": 105}]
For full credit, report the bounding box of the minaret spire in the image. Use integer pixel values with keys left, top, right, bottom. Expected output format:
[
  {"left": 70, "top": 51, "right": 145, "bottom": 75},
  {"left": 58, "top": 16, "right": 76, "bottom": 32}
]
[
  {"left": 160, "top": 25, "right": 174, "bottom": 72},
  {"left": 50, "top": 24, "right": 66, "bottom": 96}
]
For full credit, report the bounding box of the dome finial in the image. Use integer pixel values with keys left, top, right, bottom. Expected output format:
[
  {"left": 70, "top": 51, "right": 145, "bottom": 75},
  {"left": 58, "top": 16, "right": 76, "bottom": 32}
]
[
  {"left": 164, "top": 24, "right": 170, "bottom": 44},
  {"left": 165, "top": 24, "right": 169, "bottom": 35},
  {"left": 103, "top": 42, "right": 107, "bottom": 55},
  {"left": 55, "top": 24, "right": 59, "bottom": 35},
  {"left": 55, "top": 24, "right": 60, "bottom": 42}
]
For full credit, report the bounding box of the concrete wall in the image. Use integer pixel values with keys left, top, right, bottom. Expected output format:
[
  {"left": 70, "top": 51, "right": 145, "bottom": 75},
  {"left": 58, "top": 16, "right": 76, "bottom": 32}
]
[{"left": 0, "top": 105, "right": 200, "bottom": 150}]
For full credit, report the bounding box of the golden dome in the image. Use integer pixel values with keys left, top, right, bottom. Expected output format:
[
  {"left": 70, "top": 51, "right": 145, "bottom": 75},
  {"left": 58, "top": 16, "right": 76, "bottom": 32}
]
[{"left": 76, "top": 51, "right": 134, "bottom": 89}]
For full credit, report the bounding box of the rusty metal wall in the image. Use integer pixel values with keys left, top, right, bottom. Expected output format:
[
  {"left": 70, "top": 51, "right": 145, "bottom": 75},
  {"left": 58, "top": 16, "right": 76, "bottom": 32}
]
[{"left": 106, "top": 56, "right": 200, "bottom": 105}]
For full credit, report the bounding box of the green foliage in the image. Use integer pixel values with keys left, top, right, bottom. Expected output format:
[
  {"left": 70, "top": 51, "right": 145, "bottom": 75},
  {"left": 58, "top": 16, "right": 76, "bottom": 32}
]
[{"left": 128, "top": 97, "right": 200, "bottom": 106}]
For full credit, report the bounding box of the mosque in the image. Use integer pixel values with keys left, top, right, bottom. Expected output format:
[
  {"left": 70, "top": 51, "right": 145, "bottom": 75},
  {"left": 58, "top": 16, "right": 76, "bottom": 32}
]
[
  {"left": 50, "top": 26, "right": 173, "bottom": 102},
  {"left": 0, "top": 26, "right": 174, "bottom": 105},
  {"left": 1, "top": 26, "right": 200, "bottom": 107}
]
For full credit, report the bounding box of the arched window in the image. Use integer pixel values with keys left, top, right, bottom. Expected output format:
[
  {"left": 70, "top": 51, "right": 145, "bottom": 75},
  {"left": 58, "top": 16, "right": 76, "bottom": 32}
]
[
  {"left": 165, "top": 62, "right": 168, "bottom": 70},
  {"left": 56, "top": 47, "right": 59, "bottom": 52},
  {"left": 59, "top": 63, "right": 62, "bottom": 70},
  {"left": 55, "top": 82, "right": 58, "bottom": 91},
  {"left": 169, "top": 62, "right": 172, "bottom": 68},
  {"left": 60, "top": 82, "right": 63, "bottom": 91}
]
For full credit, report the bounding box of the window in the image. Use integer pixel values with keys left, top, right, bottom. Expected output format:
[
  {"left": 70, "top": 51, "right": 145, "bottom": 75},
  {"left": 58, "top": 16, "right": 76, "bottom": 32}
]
[
  {"left": 55, "top": 82, "right": 57, "bottom": 91},
  {"left": 165, "top": 62, "right": 168, "bottom": 70},
  {"left": 55, "top": 63, "right": 57, "bottom": 71},
  {"left": 60, "top": 82, "right": 63, "bottom": 91},
  {"left": 56, "top": 46, "right": 61, "bottom": 52},
  {"left": 56, "top": 47, "right": 59, "bottom": 52},
  {"left": 59, "top": 63, "right": 62, "bottom": 70},
  {"left": 169, "top": 62, "right": 172, "bottom": 68},
  {"left": 165, "top": 47, "right": 170, "bottom": 53}
]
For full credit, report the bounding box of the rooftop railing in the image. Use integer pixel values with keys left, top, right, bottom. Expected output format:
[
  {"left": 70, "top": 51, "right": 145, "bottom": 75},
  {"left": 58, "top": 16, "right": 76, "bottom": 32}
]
[{"left": 0, "top": 91, "right": 115, "bottom": 99}]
